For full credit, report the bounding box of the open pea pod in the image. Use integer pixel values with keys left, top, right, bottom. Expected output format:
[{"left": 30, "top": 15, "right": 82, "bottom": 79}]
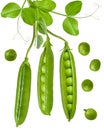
[{"left": 60, "top": 43, "right": 77, "bottom": 121}]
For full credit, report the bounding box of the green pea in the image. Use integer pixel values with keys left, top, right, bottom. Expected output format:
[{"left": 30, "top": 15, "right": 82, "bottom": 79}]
[
  {"left": 84, "top": 108, "right": 97, "bottom": 120},
  {"left": 40, "top": 75, "right": 45, "bottom": 83},
  {"left": 64, "top": 60, "right": 71, "bottom": 68},
  {"left": 41, "top": 94, "right": 45, "bottom": 102},
  {"left": 65, "top": 68, "right": 72, "bottom": 77},
  {"left": 67, "top": 86, "right": 73, "bottom": 94},
  {"left": 41, "top": 84, "right": 46, "bottom": 92},
  {"left": 67, "top": 95, "right": 73, "bottom": 103},
  {"left": 5, "top": 49, "right": 17, "bottom": 61},
  {"left": 41, "top": 65, "right": 46, "bottom": 73},
  {"left": 63, "top": 52, "right": 69, "bottom": 60},
  {"left": 43, "top": 56, "right": 46, "bottom": 63},
  {"left": 89, "top": 59, "right": 101, "bottom": 71},
  {"left": 78, "top": 42, "right": 90, "bottom": 56},
  {"left": 66, "top": 77, "right": 73, "bottom": 86},
  {"left": 81, "top": 79, "right": 93, "bottom": 92},
  {"left": 67, "top": 104, "right": 72, "bottom": 111}
]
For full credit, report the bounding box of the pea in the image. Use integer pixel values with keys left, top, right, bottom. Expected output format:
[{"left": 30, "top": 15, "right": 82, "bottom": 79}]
[
  {"left": 89, "top": 59, "right": 101, "bottom": 71},
  {"left": 63, "top": 52, "right": 69, "bottom": 60},
  {"left": 5, "top": 49, "right": 17, "bottom": 61},
  {"left": 41, "top": 84, "right": 46, "bottom": 92},
  {"left": 65, "top": 68, "right": 72, "bottom": 77},
  {"left": 81, "top": 79, "right": 93, "bottom": 92},
  {"left": 41, "top": 94, "right": 46, "bottom": 102},
  {"left": 78, "top": 42, "right": 90, "bottom": 56},
  {"left": 64, "top": 60, "right": 71, "bottom": 68},
  {"left": 84, "top": 108, "right": 97, "bottom": 120},
  {"left": 67, "top": 95, "right": 73, "bottom": 103},
  {"left": 41, "top": 65, "right": 46, "bottom": 73},
  {"left": 66, "top": 77, "right": 73, "bottom": 86},
  {"left": 43, "top": 56, "right": 46, "bottom": 63},
  {"left": 67, "top": 104, "right": 72, "bottom": 111},
  {"left": 40, "top": 75, "right": 45, "bottom": 82},
  {"left": 66, "top": 86, "right": 73, "bottom": 94}
]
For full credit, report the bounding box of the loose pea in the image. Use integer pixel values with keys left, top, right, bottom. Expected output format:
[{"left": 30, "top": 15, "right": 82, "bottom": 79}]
[
  {"left": 67, "top": 86, "right": 73, "bottom": 94},
  {"left": 78, "top": 42, "right": 90, "bottom": 56},
  {"left": 63, "top": 52, "right": 69, "bottom": 60},
  {"left": 66, "top": 77, "right": 73, "bottom": 86},
  {"left": 5, "top": 49, "right": 17, "bottom": 61},
  {"left": 89, "top": 59, "right": 101, "bottom": 71},
  {"left": 64, "top": 60, "right": 71, "bottom": 68},
  {"left": 84, "top": 108, "right": 97, "bottom": 120},
  {"left": 81, "top": 79, "right": 93, "bottom": 92},
  {"left": 65, "top": 68, "right": 72, "bottom": 77},
  {"left": 67, "top": 95, "right": 73, "bottom": 103}
]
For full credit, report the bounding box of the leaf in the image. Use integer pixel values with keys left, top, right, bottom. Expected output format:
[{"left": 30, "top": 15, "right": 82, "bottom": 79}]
[
  {"left": 65, "top": 1, "right": 82, "bottom": 16},
  {"left": 63, "top": 17, "right": 79, "bottom": 36},
  {"left": 1, "top": 2, "right": 21, "bottom": 18},
  {"left": 31, "top": 0, "right": 56, "bottom": 12},
  {"left": 21, "top": 7, "right": 36, "bottom": 25},
  {"left": 37, "top": 35, "right": 44, "bottom": 49},
  {"left": 37, "top": 18, "right": 47, "bottom": 34},
  {"left": 39, "top": 10, "right": 53, "bottom": 26}
]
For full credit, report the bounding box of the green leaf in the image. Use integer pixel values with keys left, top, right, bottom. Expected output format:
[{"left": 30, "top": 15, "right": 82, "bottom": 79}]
[
  {"left": 37, "top": 18, "right": 47, "bottom": 34},
  {"left": 37, "top": 35, "right": 44, "bottom": 49},
  {"left": 21, "top": 7, "right": 36, "bottom": 25},
  {"left": 1, "top": 2, "right": 21, "bottom": 18},
  {"left": 63, "top": 17, "right": 79, "bottom": 36},
  {"left": 31, "top": 0, "right": 56, "bottom": 12},
  {"left": 65, "top": 1, "right": 82, "bottom": 16},
  {"left": 39, "top": 10, "right": 53, "bottom": 26}
]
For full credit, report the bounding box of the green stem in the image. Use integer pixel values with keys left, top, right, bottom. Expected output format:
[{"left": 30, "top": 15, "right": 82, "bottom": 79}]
[
  {"left": 25, "top": 25, "right": 36, "bottom": 58},
  {"left": 47, "top": 29, "right": 68, "bottom": 43}
]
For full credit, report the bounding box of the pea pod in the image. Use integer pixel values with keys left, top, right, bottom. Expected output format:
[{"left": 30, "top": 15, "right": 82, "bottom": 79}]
[
  {"left": 37, "top": 38, "right": 54, "bottom": 115},
  {"left": 60, "top": 43, "right": 77, "bottom": 121},
  {"left": 14, "top": 58, "right": 31, "bottom": 126}
]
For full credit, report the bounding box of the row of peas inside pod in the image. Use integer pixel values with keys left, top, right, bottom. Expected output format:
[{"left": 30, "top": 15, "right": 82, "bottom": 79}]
[{"left": 78, "top": 42, "right": 101, "bottom": 120}]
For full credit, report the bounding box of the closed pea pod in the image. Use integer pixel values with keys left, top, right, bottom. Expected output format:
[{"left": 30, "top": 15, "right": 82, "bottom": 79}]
[
  {"left": 37, "top": 37, "right": 54, "bottom": 115},
  {"left": 60, "top": 42, "right": 77, "bottom": 121},
  {"left": 14, "top": 58, "right": 31, "bottom": 127}
]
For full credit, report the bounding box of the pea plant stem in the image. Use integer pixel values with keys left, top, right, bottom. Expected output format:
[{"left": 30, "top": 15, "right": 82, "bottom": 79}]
[
  {"left": 47, "top": 29, "right": 68, "bottom": 44},
  {"left": 25, "top": 25, "right": 36, "bottom": 59}
]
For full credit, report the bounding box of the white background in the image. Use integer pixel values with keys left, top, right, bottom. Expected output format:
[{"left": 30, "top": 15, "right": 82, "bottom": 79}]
[{"left": 0, "top": 0, "right": 104, "bottom": 129}]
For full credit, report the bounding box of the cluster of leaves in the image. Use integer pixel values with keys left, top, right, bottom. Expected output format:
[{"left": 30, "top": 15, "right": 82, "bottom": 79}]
[{"left": 1, "top": 0, "right": 82, "bottom": 47}]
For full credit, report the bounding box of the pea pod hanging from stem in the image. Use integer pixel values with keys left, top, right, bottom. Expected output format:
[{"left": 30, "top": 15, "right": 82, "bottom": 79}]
[
  {"left": 14, "top": 57, "right": 31, "bottom": 127},
  {"left": 37, "top": 36, "right": 54, "bottom": 115},
  {"left": 60, "top": 42, "right": 77, "bottom": 121}
]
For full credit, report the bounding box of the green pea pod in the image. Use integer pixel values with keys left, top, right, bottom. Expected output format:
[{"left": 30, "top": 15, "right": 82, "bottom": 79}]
[
  {"left": 14, "top": 58, "right": 31, "bottom": 126},
  {"left": 37, "top": 38, "right": 54, "bottom": 115},
  {"left": 60, "top": 43, "right": 77, "bottom": 121}
]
